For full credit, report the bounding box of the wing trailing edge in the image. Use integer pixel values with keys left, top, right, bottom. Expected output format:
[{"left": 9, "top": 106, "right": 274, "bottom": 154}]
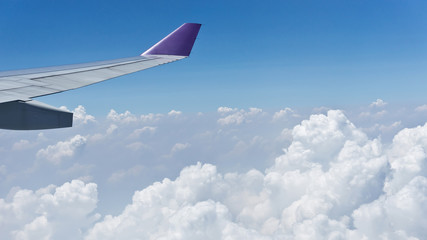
[{"left": 0, "top": 23, "right": 202, "bottom": 130}]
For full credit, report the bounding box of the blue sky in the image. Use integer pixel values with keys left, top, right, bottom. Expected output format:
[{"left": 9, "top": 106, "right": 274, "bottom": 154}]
[{"left": 1, "top": 0, "right": 426, "bottom": 115}]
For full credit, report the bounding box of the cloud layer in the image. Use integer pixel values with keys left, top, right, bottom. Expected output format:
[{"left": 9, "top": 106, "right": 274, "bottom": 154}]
[
  {"left": 85, "top": 110, "right": 426, "bottom": 239},
  {"left": 1, "top": 102, "right": 427, "bottom": 239}
]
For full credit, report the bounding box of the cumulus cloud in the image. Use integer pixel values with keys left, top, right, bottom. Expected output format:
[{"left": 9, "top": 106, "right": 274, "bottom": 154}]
[
  {"left": 217, "top": 106, "right": 237, "bottom": 114},
  {"left": 107, "top": 109, "right": 137, "bottom": 123},
  {"left": 140, "top": 113, "right": 163, "bottom": 122},
  {"left": 73, "top": 105, "right": 96, "bottom": 124},
  {"left": 129, "top": 126, "right": 157, "bottom": 138},
  {"left": 218, "top": 111, "right": 245, "bottom": 125},
  {"left": 86, "top": 163, "right": 269, "bottom": 240},
  {"left": 59, "top": 105, "right": 95, "bottom": 125},
  {"left": 353, "top": 176, "right": 427, "bottom": 239},
  {"left": 85, "top": 110, "right": 426, "bottom": 239},
  {"left": 0, "top": 180, "right": 99, "bottom": 240},
  {"left": 273, "top": 108, "right": 294, "bottom": 121},
  {"left": 168, "top": 110, "right": 182, "bottom": 117},
  {"left": 3, "top": 106, "right": 427, "bottom": 239},
  {"left": 370, "top": 99, "right": 387, "bottom": 108},
  {"left": 217, "top": 107, "right": 263, "bottom": 125},
  {"left": 385, "top": 123, "right": 427, "bottom": 194},
  {"left": 248, "top": 107, "right": 262, "bottom": 115},
  {"left": 36, "top": 135, "right": 87, "bottom": 164}
]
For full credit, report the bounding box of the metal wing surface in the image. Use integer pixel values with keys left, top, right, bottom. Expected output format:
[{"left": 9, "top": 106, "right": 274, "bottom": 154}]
[
  {"left": 0, "top": 23, "right": 201, "bottom": 130},
  {"left": 0, "top": 55, "right": 184, "bottom": 103}
]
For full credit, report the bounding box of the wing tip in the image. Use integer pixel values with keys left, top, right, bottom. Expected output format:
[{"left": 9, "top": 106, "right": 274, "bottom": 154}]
[{"left": 141, "top": 23, "right": 202, "bottom": 57}]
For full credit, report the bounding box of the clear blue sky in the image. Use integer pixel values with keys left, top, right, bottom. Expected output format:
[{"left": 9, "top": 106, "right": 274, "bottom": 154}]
[{"left": 1, "top": 0, "right": 426, "bottom": 115}]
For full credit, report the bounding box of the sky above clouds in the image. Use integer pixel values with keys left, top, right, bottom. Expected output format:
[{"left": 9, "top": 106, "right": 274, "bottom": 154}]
[
  {"left": 1, "top": 0, "right": 427, "bottom": 239},
  {"left": 1, "top": 0, "right": 427, "bottom": 114}
]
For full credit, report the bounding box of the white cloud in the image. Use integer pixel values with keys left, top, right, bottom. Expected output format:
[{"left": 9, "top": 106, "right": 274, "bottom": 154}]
[
  {"left": 73, "top": 105, "right": 96, "bottom": 124},
  {"left": 13, "top": 216, "right": 52, "bottom": 240},
  {"left": 217, "top": 107, "right": 263, "bottom": 125},
  {"left": 0, "top": 180, "right": 99, "bottom": 240},
  {"left": 2, "top": 106, "right": 427, "bottom": 239},
  {"left": 353, "top": 176, "right": 427, "bottom": 239},
  {"left": 217, "top": 106, "right": 237, "bottom": 114},
  {"left": 171, "top": 142, "right": 191, "bottom": 153},
  {"left": 84, "top": 110, "right": 427, "bottom": 239},
  {"left": 247, "top": 107, "right": 263, "bottom": 116},
  {"left": 59, "top": 105, "right": 95, "bottom": 125},
  {"left": 140, "top": 113, "right": 163, "bottom": 122},
  {"left": 273, "top": 107, "right": 294, "bottom": 121},
  {"left": 37, "top": 133, "right": 47, "bottom": 142},
  {"left": 86, "top": 163, "right": 270, "bottom": 240},
  {"left": 384, "top": 123, "right": 427, "bottom": 194},
  {"left": 36, "top": 135, "right": 87, "bottom": 164},
  {"left": 370, "top": 99, "right": 387, "bottom": 108},
  {"left": 415, "top": 104, "right": 427, "bottom": 112},
  {"left": 107, "top": 109, "right": 137, "bottom": 123},
  {"left": 59, "top": 106, "right": 70, "bottom": 111},
  {"left": 277, "top": 128, "right": 293, "bottom": 142},
  {"left": 218, "top": 111, "right": 245, "bottom": 125},
  {"left": 376, "top": 109, "right": 387, "bottom": 117},
  {"left": 106, "top": 124, "right": 118, "bottom": 135},
  {"left": 168, "top": 110, "right": 182, "bottom": 117},
  {"left": 129, "top": 126, "right": 157, "bottom": 138}
]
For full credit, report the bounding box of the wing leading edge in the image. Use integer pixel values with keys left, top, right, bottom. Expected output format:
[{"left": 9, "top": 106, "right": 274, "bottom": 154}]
[{"left": 0, "top": 23, "right": 201, "bottom": 130}]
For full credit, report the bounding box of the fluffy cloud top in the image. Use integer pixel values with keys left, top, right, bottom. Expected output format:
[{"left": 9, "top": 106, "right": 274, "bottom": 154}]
[
  {"left": 370, "top": 99, "right": 387, "bottom": 108},
  {"left": 0, "top": 180, "right": 98, "bottom": 240},
  {"left": 272, "top": 107, "right": 295, "bottom": 121},
  {"left": 107, "top": 109, "right": 137, "bottom": 123},
  {"left": 217, "top": 107, "right": 263, "bottom": 125},
  {"left": 217, "top": 106, "right": 237, "bottom": 114},
  {"left": 73, "top": 105, "right": 96, "bottom": 125},
  {"left": 59, "top": 106, "right": 95, "bottom": 125},
  {"left": 36, "top": 135, "right": 87, "bottom": 164},
  {"left": 2, "top": 106, "right": 427, "bottom": 239},
  {"left": 85, "top": 110, "right": 426, "bottom": 239},
  {"left": 168, "top": 110, "right": 182, "bottom": 117}
]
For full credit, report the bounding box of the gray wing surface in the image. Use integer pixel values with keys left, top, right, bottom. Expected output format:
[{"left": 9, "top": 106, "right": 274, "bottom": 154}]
[
  {"left": 0, "top": 23, "right": 201, "bottom": 130},
  {"left": 0, "top": 55, "right": 183, "bottom": 103}
]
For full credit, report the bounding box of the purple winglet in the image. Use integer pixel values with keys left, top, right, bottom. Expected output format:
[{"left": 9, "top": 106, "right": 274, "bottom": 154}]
[{"left": 142, "top": 23, "right": 202, "bottom": 57}]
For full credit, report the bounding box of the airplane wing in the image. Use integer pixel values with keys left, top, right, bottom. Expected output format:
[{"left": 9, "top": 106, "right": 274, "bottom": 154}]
[{"left": 0, "top": 23, "right": 201, "bottom": 130}]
